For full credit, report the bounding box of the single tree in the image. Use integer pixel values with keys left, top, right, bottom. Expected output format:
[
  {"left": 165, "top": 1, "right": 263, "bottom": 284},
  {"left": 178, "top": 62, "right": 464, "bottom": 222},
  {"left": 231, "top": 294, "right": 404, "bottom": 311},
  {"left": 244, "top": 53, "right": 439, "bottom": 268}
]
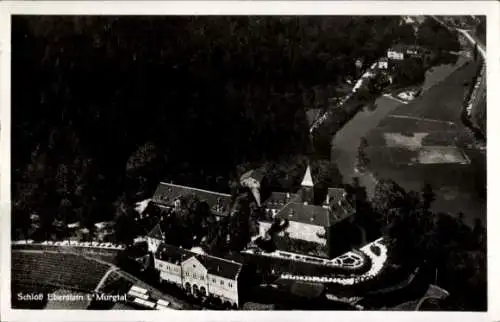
[{"left": 372, "top": 179, "right": 408, "bottom": 223}]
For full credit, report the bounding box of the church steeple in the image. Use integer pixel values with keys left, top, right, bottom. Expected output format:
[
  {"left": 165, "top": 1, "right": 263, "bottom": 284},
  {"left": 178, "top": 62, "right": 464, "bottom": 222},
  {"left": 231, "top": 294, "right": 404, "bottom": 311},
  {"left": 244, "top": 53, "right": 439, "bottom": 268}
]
[
  {"left": 300, "top": 163, "right": 314, "bottom": 204},
  {"left": 301, "top": 164, "right": 314, "bottom": 188}
]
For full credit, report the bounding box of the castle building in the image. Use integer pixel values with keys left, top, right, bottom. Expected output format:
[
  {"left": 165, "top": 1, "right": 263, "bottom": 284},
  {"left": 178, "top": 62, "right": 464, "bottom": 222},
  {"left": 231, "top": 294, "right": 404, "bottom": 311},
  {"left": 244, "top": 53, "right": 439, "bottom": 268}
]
[{"left": 256, "top": 165, "right": 356, "bottom": 259}]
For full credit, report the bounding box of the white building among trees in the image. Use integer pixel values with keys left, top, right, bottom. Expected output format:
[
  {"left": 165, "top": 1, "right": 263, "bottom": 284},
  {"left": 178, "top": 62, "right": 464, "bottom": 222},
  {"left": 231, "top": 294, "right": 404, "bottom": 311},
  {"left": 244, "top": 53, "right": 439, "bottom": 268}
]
[{"left": 153, "top": 243, "right": 243, "bottom": 308}]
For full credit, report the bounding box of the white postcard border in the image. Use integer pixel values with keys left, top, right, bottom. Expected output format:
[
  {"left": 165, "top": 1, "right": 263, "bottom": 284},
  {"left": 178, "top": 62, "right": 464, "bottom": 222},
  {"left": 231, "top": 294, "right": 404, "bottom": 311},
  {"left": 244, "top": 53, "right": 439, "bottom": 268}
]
[{"left": 1, "top": 1, "right": 498, "bottom": 322}]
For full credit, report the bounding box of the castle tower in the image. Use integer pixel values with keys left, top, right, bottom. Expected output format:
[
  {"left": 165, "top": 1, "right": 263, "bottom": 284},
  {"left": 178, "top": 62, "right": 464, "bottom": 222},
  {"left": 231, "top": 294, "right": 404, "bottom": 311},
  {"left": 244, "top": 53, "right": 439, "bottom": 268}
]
[{"left": 300, "top": 164, "right": 314, "bottom": 204}]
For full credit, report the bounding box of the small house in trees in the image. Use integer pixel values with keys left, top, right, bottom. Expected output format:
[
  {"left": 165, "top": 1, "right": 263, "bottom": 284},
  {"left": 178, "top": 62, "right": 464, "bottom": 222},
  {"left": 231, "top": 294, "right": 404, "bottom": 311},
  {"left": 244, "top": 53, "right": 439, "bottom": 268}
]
[
  {"left": 377, "top": 58, "right": 389, "bottom": 70},
  {"left": 94, "top": 221, "right": 115, "bottom": 242},
  {"left": 240, "top": 169, "right": 266, "bottom": 206},
  {"left": 240, "top": 169, "right": 265, "bottom": 190},
  {"left": 67, "top": 221, "right": 81, "bottom": 230},
  {"left": 146, "top": 223, "right": 164, "bottom": 254},
  {"left": 94, "top": 221, "right": 115, "bottom": 230},
  {"left": 387, "top": 44, "right": 422, "bottom": 61}
]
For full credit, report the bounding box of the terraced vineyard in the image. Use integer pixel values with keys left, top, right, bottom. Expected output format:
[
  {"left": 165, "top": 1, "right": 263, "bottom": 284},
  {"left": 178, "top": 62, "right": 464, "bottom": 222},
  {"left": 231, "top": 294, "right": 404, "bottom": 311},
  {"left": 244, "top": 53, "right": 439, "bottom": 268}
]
[{"left": 12, "top": 250, "right": 112, "bottom": 292}]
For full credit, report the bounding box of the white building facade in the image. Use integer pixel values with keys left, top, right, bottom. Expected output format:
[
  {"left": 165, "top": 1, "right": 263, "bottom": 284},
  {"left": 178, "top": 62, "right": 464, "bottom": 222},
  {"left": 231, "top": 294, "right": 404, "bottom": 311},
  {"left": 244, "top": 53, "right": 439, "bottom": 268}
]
[
  {"left": 155, "top": 257, "right": 182, "bottom": 285},
  {"left": 181, "top": 256, "right": 210, "bottom": 297},
  {"left": 153, "top": 243, "right": 242, "bottom": 308},
  {"left": 281, "top": 220, "right": 327, "bottom": 245},
  {"left": 387, "top": 49, "right": 405, "bottom": 60}
]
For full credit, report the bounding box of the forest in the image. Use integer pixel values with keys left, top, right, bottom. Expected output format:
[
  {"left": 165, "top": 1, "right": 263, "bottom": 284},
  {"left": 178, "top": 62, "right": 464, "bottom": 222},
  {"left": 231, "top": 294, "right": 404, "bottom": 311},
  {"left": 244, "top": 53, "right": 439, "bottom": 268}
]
[
  {"left": 12, "top": 16, "right": 409, "bottom": 238},
  {"left": 372, "top": 180, "right": 487, "bottom": 311}
]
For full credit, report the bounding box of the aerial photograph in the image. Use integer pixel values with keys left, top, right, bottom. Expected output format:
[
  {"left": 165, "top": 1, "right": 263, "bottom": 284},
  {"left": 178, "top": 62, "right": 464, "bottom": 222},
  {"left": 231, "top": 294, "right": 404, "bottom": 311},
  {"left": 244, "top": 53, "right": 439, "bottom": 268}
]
[{"left": 10, "top": 15, "right": 486, "bottom": 311}]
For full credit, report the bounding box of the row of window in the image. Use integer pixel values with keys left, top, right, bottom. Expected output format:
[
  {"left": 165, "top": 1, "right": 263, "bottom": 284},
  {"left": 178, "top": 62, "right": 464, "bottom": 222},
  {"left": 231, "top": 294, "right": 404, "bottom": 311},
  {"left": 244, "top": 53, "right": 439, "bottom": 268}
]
[
  {"left": 184, "top": 272, "right": 234, "bottom": 288},
  {"left": 210, "top": 277, "right": 233, "bottom": 288},
  {"left": 185, "top": 271, "right": 205, "bottom": 281},
  {"left": 156, "top": 263, "right": 234, "bottom": 289},
  {"left": 157, "top": 262, "right": 180, "bottom": 273}
]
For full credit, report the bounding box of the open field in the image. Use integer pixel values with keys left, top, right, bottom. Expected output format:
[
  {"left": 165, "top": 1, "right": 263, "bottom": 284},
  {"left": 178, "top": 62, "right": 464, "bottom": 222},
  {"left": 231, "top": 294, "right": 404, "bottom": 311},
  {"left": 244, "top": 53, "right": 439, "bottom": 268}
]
[{"left": 365, "top": 60, "right": 485, "bottom": 224}]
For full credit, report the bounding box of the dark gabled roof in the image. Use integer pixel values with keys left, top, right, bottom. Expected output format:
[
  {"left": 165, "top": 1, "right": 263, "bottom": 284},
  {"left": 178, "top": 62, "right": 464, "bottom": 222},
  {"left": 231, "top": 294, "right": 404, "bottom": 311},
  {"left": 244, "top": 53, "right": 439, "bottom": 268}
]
[
  {"left": 196, "top": 254, "right": 243, "bottom": 280},
  {"left": 389, "top": 43, "right": 422, "bottom": 54},
  {"left": 326, "top": 188, "right": 355, "bottom": 222},
  {"left": 263, "top": 192, "right": 301, "bottom": 210},
  {"left": 276, "top": 202, "right": 331, "bottom": 227},
  {"left": 147, "top": 223, "right": 164, "bottom": 240},
  {"left": 388, "top": 44, "right": 407, "bottom": 52},
  {"left": 152, "top": 182, "right": 232, "bottom": 216},
  {"left": 154, "top": 243, "right": 243, "bottom": 280},
  {"left": 240, "top": 169, "right": 265, "bottom": 183},
  {"left": 155, "top": 243, "right": 194, "bottom": 264},
  {"left": 326, "top": 188, "right": 346, "bottom": 205},
  {"left": 330, "top": 202, "right": 355, "bottom": 223}
]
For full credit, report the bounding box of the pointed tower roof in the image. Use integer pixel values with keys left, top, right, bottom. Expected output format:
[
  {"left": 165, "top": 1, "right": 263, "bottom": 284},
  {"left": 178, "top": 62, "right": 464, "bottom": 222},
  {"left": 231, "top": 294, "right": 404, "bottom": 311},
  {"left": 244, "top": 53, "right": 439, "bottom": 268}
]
[{"left": 301, "top": 164, "right": 314, "bottom": 187}]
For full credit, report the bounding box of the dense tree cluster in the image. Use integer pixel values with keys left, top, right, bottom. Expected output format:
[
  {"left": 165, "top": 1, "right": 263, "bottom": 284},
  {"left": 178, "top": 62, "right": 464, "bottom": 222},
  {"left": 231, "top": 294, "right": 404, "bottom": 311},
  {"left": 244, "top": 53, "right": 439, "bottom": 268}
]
[
  {"left": 387, "top": 18, "right": 461, "bottom": 89},
  {"left": 417, "top": 18, "right": 461, "bottom": 54},
  {"left": 356, "top": 137, "right": 370, "bottom": 172},
  {"left": 475, "top": 18, "right": 486, "bottom": 46},
  {"left": 308, "top": 18, "right": 464, "bottom": 158},
  {"left": 12, "top": 16, "right": 408, "bottom": 239},
  {"left": 372, "top": 179, "right": 486, "bottom": 311},
  {"left": 391, "top": 57, "right": 427, "bottom": 88}
]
